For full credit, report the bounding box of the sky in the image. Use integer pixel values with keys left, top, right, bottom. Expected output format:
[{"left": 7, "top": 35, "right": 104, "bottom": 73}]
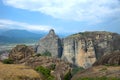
[{"left": 0, "top": 0, "right": 120, "bottom": 34}]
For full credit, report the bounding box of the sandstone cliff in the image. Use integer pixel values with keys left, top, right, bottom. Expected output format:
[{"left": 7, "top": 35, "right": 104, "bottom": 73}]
[
  {"left": 36, "top": 30, "right": 120, "bottom": 68},
  {"left": 36, "top": 29, "right": 62, "bottom": 58},
  {"left": 62, "top": 31, "right": 120, "bottom": 68},
  {"left": 62, "top": 36, "right": 96, "bottom": 69}
]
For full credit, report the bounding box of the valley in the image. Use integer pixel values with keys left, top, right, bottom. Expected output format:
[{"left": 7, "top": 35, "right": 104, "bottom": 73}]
[{"left": 0, "top": 43, "right": 36, "bottom": 52}]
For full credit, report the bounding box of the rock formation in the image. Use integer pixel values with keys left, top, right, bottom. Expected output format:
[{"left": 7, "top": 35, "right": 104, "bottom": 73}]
[
  {"left": 9, "top": 45, "right": 34, "bottom": 63},
  {"left": 62, "top": 31, "right": 120, "bottom": 68},
  {"left": 93, "top": 51, "right": 120, "bottom": 66},
  {"left": 36, "top": 29, "right": 62, "bottom": 58},
  {"left": 24, "top": 56, "right": 71, "bottom": 80},
  {"left": 8, "top": 44, "right": 72, "bottom": 80},
  {"left": 36, "top": 30, "right": 120, "bottom": 68},
  {"left": 62, "top": 37, "right": 96, "bottom": 69},
  {"left": 71, "top": 51, "right": 120, "bottom": 80}
]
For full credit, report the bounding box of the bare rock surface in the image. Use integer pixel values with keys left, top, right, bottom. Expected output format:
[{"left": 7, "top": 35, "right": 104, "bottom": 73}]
[
  {"left": 36, "top": 30, "right": 120, "bottom": 68},
  {"left": 9, "top": 45, "right": 34, "bottom": 63},
  {"left": 93, "top": 51, "right": 120, "bottom": 66},
  {"left": 36, "top": 29, "right": 62, "bottom": 58}
]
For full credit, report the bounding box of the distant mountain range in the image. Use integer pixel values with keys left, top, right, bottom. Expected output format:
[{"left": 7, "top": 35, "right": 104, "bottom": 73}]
[
  {"left": 0, "top": 29, "right": 46, "bottom": 44},
  {"left": 0, "top": 29, "right": 69, "bottom": 44}
]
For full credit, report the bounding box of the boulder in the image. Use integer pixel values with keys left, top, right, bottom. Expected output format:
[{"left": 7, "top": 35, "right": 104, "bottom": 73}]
[
  {"left": 9, "top": 45, "right": 34, "bottom": 63},
  {"left": 93, "top": 51, "right": 120, "bottom": 66}
]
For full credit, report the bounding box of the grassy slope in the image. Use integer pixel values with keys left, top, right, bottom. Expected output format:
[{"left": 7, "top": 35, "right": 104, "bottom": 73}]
[{"left": 0, "top": 62, "right": 41, "bottom": 80}]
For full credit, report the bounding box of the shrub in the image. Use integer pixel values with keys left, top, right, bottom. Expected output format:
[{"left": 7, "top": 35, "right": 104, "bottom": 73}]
[
  {"left": 64, "top": 71, "right": 72, "bottom": 80},
  {"left": 35, "top": 66, "right": 55, "bottom": 80},
  {"left": 72, "top": 67, "right": 84, "bottom": 76},
  {"left": 47, "top": 75, "right": 55, "bottom": 80},
  {"left": 35, "top": 66, "right": 50, "bottom": 77},
  {"left": 41, "top": 50, "right": 51, "bottom": 57},
  {"left": 2, "top": 59, "right": 14, "bottom": 64},
  {"left": 49, "top": 64, "right": 56, "bottom": 70},
  {"left": 35, "top": 53, "right": 41, "bottom": 57},
  {"left": 105, "top": 64, "right": 119, "bottom": 66}
]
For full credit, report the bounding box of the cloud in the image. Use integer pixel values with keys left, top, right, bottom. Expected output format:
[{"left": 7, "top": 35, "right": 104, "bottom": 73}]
[
  {"left": 0, "top": 19, "right": 52, "bottom": 31},
  {"left": 3, "top": 0, "right": 120, "bottom": 23}
]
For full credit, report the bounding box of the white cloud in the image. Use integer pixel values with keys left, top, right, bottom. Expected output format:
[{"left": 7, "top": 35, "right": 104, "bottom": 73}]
[
  {"left": 3, "top": 0, "right": 120, "bottom": 23},
  {"left": 0, "top": 19, "right": 52, "bottom": 31}
]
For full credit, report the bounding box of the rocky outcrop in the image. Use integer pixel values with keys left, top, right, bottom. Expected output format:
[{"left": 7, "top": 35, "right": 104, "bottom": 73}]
[
  {"left": 72, "top": 51, "right": 120, "bottom": 80},
  {"left": 36, "top": 29, "right": 62, "bottom": 58},
  {"left": 36, "top": 30, "right": 120, "bottom": 68},
  {"left": 23, "top": 56, "right": 71, "bottom": 80},
  {"left": 62, "top": 31, "right": 120, "bottom": 68},
  {"left": 9, "top": 45, "right": 34, "bottom": 63},
  {"left": 93, "top": 51, "right": 120, "bottom": 66},
  {"left": 8, "top": 44, "right": 72, "bottom": 80}
]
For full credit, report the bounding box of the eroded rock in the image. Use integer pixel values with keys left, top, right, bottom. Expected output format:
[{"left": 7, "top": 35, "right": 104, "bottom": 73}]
[
  {"left": 9, "top": 45, "right": 34, "bottom": 63},
  {"left": 93, "top": 51, "right": 120, "bottom": 66},
  {"left": 36, "top": 29, "right": 62, "bottom": 58}
]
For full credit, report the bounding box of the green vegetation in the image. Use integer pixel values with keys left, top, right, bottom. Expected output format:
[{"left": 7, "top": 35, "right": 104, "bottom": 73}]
[
  {"left": 72, "top": 67, "right": 84, "bottom": 76},
  {"left": 49, "top": 64, "right": 56, "bottom": 70},
  {"left": 35, "top": 66, "right": 55, "bottom": 80},
  {"left": 64, "top": 71, "right": 72, "bottom": 80},
  {"left": 35, "top": 51, "right": 52, "bottom": 57},
  {"left": 35, "top": 53, "right": 41, "bottom": 57},
  {"left": 2, "top": 59, "right": 14, "bottom": 64},
  {"left": 105, "top": 64, "right": 119, "bottom": 66},
  {"left": 77, "top": 77, "right": 120, "bottom": 80},
  {"left": 41, "top": 50, "right": 52, "bottom": 57}
]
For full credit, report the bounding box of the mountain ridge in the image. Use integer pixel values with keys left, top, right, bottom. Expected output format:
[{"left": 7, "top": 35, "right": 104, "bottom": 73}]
[{"left": 0, "top": 29, "right": 46, "bottom": 44}]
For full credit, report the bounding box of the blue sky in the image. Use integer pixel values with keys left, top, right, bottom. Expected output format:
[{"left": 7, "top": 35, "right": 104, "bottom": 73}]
[{"left": 0, "top": 0, "right": 120, "bottom": 34}]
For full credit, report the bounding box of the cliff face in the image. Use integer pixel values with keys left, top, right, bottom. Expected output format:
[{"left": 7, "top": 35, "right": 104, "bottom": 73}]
[
  {"left": 62, "top": 31, "right": 120, "bottom": 68},
  {"left": 62, "top": 36, "right": 96, "bottom": 68},
  {"left": 36, "top": 29, "right": 62, "bottom": 58},
  {"left": 36, "top": 30, "right": 120, "bottom": 68}
]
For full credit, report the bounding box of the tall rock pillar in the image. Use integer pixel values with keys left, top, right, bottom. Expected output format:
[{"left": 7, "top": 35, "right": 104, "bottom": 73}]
[{"left": 36, "top": 29, "right": 62, "bottom": 58}]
